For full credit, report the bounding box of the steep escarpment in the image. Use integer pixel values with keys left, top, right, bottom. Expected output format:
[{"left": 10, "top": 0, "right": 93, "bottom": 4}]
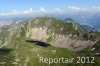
[{"left": 24, "top": 17, "right": 97, "bottom": 51}]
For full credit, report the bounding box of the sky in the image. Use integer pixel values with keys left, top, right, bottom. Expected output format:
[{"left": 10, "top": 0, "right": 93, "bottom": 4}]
[{"left": 0, "top": 0, "right": 100, "bottom": 16}]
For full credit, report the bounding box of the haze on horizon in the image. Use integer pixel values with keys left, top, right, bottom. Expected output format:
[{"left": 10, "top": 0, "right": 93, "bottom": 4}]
[{"left": 0, "top": 0, "right": 100, "bottom": 16}]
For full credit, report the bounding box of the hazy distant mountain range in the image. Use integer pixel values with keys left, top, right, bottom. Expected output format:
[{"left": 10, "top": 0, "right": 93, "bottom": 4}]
[{"left": 0, "top": 12, "right": 100, "bottom": 32}]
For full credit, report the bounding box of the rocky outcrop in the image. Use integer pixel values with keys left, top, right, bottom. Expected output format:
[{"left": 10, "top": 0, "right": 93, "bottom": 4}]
[{"left": 26, "top": 19, "right": 97, "bottom": 51}]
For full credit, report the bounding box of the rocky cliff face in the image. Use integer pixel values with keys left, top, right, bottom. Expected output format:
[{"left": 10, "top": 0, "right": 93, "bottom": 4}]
[{"left": 22, "top": 17, "right": 98, "bottom": 51}]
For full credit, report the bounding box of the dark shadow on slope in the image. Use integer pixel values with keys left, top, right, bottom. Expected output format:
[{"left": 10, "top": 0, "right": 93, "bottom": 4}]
[
  {"left": 0, "top": 48, "right": 12, "bottom": 56},
  {"left": 26, "top": 40, "right": 50, "bottom": 47}
]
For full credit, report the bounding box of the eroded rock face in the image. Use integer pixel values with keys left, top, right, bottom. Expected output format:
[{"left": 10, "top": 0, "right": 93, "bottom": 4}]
[
  {"left": 26, "top": 27, "right": 49, "bottom": 41},
  {"left": 25, "top": 26, "right": 97, "bottom": 51},
  {"left": 52, "top": 37, "right": 97, "bottom": 51},
  {"left": 23, "top": 17, "right": 99, "bottom": 51}
]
